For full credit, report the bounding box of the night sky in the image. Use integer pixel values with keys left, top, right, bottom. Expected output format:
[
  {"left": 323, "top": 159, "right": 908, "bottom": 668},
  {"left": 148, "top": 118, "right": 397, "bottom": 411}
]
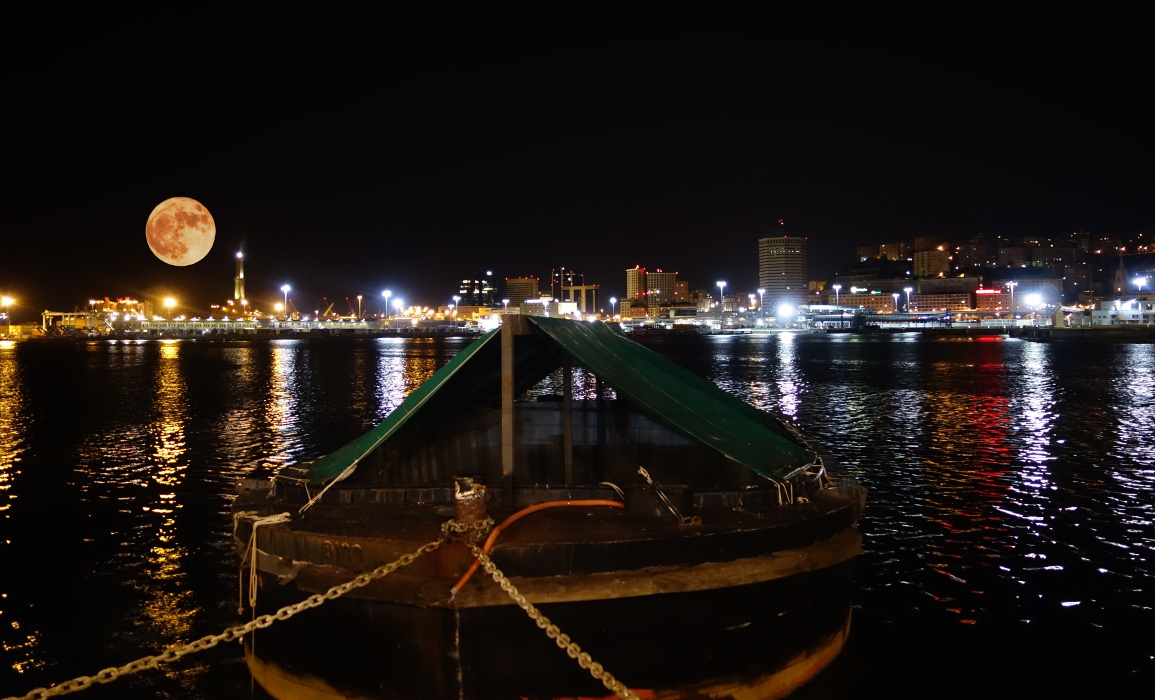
[{"left": 4, "top": 4, "right": 1152, "bottom": 320}]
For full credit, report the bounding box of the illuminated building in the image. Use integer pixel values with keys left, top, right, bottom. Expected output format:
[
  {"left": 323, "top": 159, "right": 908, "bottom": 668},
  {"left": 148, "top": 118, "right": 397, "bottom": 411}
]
[
  {"left": 234, "top": 251, "right": 246, "bottom": 302},
  {"left": 459, "top": 269, "right": 498, "bottom": 307},
  {"left": 913, "top": 247, "right": 951, "bottom": 277},
  {"left": 625, "top": 266, "right": 647, "bottom": 301},
  {"left": 504, "top": 277, "right": 539, "bottom": 307},
  {"left": 758, "top": 236, "right": 808, "bottom": 309},
  {"left": 646, "top": 270, "right": 676, "bottom": 312}
]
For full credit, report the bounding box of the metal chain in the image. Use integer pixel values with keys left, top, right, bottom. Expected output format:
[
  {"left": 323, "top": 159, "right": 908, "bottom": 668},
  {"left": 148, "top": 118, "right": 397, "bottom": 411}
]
[
  {"left": 469, "top": 543, "right": 641, "bottom": 700},
  {"left": 2, "top": 520, "right": 483, "bottom": 700}
]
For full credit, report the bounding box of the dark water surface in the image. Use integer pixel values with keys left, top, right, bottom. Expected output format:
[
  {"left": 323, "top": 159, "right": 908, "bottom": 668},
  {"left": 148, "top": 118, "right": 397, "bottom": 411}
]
[{"left": 1, "top": 333, "right": 1152, "bottom": 699}]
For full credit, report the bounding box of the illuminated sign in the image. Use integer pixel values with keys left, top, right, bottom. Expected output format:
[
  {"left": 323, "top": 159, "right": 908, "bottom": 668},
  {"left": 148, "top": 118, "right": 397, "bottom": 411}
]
[
  {"left": 975, "top": 288, "right": 1002, "bottom": 294},
  {"left": 850, "top": 286, "right": 868, "bottom": 293}
]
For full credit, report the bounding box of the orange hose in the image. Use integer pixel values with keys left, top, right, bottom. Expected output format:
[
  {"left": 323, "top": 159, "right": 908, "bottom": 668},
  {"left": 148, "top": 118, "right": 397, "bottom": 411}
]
[{"left": 451, "top": 499, "right": 625, "bottom": 594}]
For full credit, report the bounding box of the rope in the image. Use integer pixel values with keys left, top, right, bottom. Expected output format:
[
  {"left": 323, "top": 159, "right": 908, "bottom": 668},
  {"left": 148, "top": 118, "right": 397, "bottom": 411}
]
[
  {"left": 450, "top": 500, "right": 624, "bottom": 595},
  {"left": 297, "top": 461, "right": 359, "bottom": 514},
  {"left": 244, "top": 512, "right": 293, "bottom": 608}
]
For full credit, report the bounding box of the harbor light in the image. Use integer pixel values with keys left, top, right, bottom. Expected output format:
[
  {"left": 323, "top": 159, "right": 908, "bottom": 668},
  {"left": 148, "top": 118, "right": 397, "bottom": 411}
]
[
  {"left": 164, "top": 297, "right": 176, "bottom": 318},
  {"left": 609, "top": 297, "right": 617, "bottom": 318},
  {"left": 776, "top": 300, "right": 794, "bottom": 325},
  {"left": 1137, "top": 277, "right": 1149, "bottom": 294},
  {"left": 1, "top": 295, "right": 12, "bottom": 333},
  {"left": 281, "top": 284, "right": 291, "bottom": 320}
]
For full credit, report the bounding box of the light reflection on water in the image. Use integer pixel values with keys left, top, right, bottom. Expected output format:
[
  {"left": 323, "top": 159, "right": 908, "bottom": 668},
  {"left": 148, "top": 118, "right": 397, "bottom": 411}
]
[
  {"left": 0, "top": 334, "right": 1152, "bottom": 697},
  {"left": 638, "top": 332, "right": 1155, "bottom": 690}
]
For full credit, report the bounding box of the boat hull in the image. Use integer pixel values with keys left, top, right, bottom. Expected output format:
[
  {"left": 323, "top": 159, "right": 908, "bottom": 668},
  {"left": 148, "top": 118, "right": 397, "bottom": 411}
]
[{"left": 241, "top": 553, "right": 857, "bottom": 700}]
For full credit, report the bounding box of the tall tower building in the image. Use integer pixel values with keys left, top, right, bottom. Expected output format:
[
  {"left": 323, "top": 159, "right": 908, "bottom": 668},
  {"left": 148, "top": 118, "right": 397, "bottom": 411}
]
[
  {"left": 625, "top": 266, "right": 647, "bottom": 301},
  {"left": 234, "top": 251, "right": 246, "bottom": 301},
  {"left": 758, "top": 236, "right": 808, "bottom": 308},
  {"left": 459, "top": 269, "right": 497, "bottom": 307},
  {"left": 646, "top": 270, "right": 677, "bottom": 310}
]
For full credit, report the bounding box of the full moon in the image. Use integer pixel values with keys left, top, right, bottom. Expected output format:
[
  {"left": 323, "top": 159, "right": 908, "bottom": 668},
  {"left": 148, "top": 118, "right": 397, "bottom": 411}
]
[{"left": 145, "top": 197, "right": 216, "bottom": 266}]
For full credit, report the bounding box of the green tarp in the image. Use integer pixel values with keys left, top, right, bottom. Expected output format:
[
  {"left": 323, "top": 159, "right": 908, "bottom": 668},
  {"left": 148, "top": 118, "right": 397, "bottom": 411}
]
[{"left": 279, "top": 317, "right": 816, "bottom": 485}]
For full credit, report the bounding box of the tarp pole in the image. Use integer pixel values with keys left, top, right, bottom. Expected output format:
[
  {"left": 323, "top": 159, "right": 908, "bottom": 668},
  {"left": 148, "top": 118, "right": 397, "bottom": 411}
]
[{"left": 501, "top": 317, "right": 516, "bottom": 504}]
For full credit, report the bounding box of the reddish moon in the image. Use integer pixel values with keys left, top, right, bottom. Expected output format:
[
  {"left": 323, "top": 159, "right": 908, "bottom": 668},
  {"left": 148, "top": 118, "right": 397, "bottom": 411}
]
[{"left": 145, "top": 197, "right": 216, "bottom": 266}]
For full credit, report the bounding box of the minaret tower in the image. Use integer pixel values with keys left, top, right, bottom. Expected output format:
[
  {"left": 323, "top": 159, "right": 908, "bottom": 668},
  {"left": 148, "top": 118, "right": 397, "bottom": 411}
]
[{"left": 234, "top": 251, "right": 246, "bottom": 303}]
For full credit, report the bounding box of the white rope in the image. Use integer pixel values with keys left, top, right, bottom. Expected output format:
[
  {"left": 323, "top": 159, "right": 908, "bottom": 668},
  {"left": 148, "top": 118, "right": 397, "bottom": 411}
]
[
  {"left": 243, "top": 512, "right": 293, "bottom": 608},
  {"left": 297, "top": 461, "right": 359, "bottom": 514}
]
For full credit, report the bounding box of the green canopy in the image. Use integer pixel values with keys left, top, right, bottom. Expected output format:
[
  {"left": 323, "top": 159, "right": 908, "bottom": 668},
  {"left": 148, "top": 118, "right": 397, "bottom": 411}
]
[{"left": 278, "top": 317, "right": 816, "bottom": 485}]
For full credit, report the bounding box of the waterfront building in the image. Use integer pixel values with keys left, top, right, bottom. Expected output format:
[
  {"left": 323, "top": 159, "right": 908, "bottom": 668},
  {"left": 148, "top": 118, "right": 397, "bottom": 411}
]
[
  {"left": 459, "top": 270, "right": 498, "bottom": 307},
  {"left": 834, "top": 293, "right": 896, "bottom": 313},
  {"left": 625, "top": 266, "right": 647, "bottom": 302},
  {"left": 504, "top": 277, "right": 539, "bottom": 307},
  {"left": 909, "top": 293, "right": 971, "bottom": 312},
  {"left": 758, "top": 235, "right": 808, "bottom": 309},
  {"left": 646, "top": 270, "right": 677, "bottom": 312}
]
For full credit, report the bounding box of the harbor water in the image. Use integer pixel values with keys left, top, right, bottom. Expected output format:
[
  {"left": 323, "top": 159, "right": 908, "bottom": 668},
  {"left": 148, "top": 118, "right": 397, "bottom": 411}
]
[{"left": 0, "top": 333, "right": 1151, "bottom": 698}]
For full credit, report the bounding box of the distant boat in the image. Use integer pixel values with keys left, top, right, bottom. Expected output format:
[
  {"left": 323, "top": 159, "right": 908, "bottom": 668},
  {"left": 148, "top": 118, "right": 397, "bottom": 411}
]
[{"left": 233, "top": 316, "right": 866, "bottom": 700}]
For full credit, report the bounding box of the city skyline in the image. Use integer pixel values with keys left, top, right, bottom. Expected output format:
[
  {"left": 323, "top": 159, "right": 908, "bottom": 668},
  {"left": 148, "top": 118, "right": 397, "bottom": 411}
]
[{"left": 4, "top": 6, "right": 1153, "bottom": 320}]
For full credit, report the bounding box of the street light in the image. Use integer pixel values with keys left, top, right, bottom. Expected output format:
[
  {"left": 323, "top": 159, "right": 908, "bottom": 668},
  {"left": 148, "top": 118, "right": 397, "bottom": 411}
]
[
  {"left": 1, "top": 296, "right": 12, "bottom": 335},
  {"left": 1137, "top": 277, "right": 1149, "bottom": 294},
  {"left": 757, "top": 288, "right": 765, "bottom": 323},
  {"left": 716, "top": 281, "right": 727, "bottom": 316},
  {"left": 164, "top": 297, "right": 176, "bottom": 319},
  {"left": 452, "top": 295, "right": 460, "bottom": 318},
  {"left": 609, "top": 297, "right": 617, "bottom": 318},
  {"left": 357, "top": 295, "right": 363, "bottom": 319},
  {"left": 832, "top": 284, "right": 841, "bottom": 308},
  {"left": 502, "top": 298, "right": 510, "bottom": 312},
  {"left": 892, "top": 293, "right": 899, "bottom": 313},
  {"left": 281, "top": 284, "right": 291, "bottom": 320},
  {"left": 1006, "top": 281, "right": 1018, "bottom": 315},
  {"left": 382, "top": 289, "right": 392, "bottom": 318},
  {"left": 904, "top": 286, "right": 913, "bottom": 313}
]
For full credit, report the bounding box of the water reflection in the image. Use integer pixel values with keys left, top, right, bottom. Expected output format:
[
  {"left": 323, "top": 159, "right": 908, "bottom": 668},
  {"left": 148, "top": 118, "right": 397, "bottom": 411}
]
[
  {"left": 0, "top": 344, "right": 37, "bottom": 674},
  {"left": 374, "top": 338, "right": 414, "bottom": 422},
  {"left": 136, "top": 341, "right": 195, "bottom": 645},
  {"left": 264, "top": 341, "right": 305, "bottom": 470}
]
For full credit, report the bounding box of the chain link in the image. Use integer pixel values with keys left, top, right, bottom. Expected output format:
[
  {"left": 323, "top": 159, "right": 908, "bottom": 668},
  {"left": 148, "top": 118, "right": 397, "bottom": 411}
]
[
  {"left": 468, "top": 543, "right": 640, "bottom": 700},
  {"left": 5, "top": 516, "right": 634, "bottom": 700},
  {"left": 3, "top": 523, "right": 463, "bottom": 700}
]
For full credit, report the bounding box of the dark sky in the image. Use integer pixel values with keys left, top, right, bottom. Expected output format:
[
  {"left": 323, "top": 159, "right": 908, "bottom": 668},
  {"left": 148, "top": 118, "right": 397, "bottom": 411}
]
[{"left": 3, "top": 4, "right": 1152, "bottom": 319}]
